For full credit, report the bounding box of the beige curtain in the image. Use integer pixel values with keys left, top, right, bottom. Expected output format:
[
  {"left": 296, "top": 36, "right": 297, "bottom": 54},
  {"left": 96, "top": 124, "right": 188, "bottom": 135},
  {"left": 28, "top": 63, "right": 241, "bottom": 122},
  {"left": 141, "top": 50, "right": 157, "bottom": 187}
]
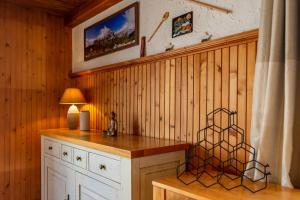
[{"left": 250, "top": 0, "right": 300, "bottom": 187}]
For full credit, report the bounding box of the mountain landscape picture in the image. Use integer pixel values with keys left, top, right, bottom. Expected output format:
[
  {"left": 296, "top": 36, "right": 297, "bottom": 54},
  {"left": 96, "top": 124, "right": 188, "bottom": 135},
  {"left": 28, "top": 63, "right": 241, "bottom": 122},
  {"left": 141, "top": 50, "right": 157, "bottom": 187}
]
[{"left": 84, "top": 3, "right": 139, "bottom": 60}]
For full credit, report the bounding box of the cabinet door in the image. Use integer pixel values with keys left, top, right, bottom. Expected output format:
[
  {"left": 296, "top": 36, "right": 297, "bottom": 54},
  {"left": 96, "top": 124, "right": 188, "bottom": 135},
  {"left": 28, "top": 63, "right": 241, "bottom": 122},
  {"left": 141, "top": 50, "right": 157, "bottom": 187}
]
[
  {"left": 75, "top": 172, "right": 119, "bottom": 200},
  {"left": 44, "top": 158, "right": 75, "bottom": 200}
]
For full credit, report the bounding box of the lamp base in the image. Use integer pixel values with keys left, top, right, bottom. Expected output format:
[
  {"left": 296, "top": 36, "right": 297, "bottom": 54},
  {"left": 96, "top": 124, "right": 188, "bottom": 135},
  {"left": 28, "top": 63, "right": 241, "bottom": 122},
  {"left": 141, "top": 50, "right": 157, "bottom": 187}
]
[
  {"left": 67, "top": 104, "right": 79, "bottom": 129},
  {"left": 67, "top": 113, "right": 79, "bottom": 129}
]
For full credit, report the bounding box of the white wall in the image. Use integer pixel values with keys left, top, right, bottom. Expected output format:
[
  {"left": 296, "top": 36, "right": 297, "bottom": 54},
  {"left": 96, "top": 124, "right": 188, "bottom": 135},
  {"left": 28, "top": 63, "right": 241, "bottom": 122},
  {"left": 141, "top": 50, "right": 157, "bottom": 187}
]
[{"left": 72, "top": 0, "right": 261, "bottom": 72}]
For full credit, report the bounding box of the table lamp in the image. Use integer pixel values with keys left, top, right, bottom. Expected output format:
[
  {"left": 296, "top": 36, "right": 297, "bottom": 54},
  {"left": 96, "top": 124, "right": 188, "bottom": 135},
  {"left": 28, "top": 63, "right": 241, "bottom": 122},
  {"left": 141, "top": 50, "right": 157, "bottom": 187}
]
[{"left": 60, "top": 88, "right": 86, "bottom": 129}]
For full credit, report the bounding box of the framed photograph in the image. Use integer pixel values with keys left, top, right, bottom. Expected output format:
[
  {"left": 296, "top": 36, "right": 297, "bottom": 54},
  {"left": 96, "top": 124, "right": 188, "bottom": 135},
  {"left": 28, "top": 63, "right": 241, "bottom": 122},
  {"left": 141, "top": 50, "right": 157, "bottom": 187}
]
[
  {"left": 84, "top": 2, "right": 139, "bottom": 61},
  {"left": 172, "top": 12, "right": 193, "bottom": 38}
]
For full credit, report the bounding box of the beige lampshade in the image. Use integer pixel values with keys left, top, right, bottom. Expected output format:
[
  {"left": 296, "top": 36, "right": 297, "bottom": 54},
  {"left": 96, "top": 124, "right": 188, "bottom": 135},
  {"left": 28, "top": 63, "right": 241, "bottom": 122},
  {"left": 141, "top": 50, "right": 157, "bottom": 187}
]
[{"left": 60, "top": 88, "right": 86, "bottom": 104}]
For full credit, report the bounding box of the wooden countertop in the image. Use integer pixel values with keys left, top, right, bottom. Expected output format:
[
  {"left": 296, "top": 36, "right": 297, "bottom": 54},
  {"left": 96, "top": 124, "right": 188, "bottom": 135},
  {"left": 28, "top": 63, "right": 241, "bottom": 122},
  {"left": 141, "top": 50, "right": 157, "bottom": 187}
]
[
  {"left": 152, "top": 174, "right": 300, "bottom": 200},
  {"left": 40, "top": 129, "right": 189, "bottom": 158}
]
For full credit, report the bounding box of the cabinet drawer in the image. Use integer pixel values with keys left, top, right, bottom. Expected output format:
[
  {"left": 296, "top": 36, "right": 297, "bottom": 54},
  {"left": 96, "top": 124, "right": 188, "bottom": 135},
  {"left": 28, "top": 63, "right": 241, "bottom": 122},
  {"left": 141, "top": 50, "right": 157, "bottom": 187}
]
[
  {"left": 89, "top": 153, "right": 121, "bottom": 182},
  {"left": 44, "top": 140, "right": 60, "bottom": 158},
  {"left": 73, "top": 148, "right": 87, "bottom": 169},
  {"left": 61, "top": 145, "right": 73, "bottom": 163}
]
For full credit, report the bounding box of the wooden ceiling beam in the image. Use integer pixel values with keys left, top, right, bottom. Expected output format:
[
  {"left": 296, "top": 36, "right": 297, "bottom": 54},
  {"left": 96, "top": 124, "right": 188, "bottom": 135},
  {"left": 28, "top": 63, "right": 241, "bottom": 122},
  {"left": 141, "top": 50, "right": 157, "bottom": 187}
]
[
  {"left": 4, "top": 0, "right": 87, "bottom": 15},
  {"left": 65, "top": 0, "right": 123, "bottom": 28}
]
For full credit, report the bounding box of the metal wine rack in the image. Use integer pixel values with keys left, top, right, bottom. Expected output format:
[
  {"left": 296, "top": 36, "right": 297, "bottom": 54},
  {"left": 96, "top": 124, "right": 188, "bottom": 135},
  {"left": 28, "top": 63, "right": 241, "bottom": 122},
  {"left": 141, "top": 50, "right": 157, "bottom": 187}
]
[{"left": 177, "top": 108, "right": 271, "bottom": 193}]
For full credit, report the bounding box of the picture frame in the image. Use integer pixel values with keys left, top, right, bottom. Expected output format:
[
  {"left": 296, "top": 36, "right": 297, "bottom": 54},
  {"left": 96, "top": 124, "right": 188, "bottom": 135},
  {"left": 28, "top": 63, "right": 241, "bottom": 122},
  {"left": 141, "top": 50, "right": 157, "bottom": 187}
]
[
  {"left": 172, "top": 11, "right": 193, "bottom": 38},
  {"left": 84, "top": 2, "right": 139, "bottom": 61}
]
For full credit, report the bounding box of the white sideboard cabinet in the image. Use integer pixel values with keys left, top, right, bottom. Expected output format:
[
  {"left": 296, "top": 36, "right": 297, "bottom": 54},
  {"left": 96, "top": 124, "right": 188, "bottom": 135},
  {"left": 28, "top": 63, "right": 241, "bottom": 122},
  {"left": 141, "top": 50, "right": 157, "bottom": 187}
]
[{"left": 41, "top": 129, "right": 188, "bottom": 200}]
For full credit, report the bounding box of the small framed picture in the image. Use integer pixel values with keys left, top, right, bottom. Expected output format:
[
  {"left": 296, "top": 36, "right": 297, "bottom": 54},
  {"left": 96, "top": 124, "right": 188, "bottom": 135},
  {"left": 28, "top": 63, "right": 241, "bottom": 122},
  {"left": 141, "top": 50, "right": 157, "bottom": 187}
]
[{"left": 172, "top": 12, "right": 193, "bottom": 38}]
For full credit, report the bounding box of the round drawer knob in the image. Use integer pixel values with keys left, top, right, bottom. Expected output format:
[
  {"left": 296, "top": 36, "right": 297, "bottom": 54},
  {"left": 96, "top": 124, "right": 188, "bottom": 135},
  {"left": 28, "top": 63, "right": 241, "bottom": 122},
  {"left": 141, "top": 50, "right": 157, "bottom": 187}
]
[
  {"left": 76, "top": 156, "right": 82, "bottom": 161},
  {"left": 63, "top": 152, "right": 68, "bottom": 156},
  {"left": 48, "top": 146, "right": 53, "bottom": 150},
  {"left": 99, "top": 164, "right": 106, "bottom": 170}
]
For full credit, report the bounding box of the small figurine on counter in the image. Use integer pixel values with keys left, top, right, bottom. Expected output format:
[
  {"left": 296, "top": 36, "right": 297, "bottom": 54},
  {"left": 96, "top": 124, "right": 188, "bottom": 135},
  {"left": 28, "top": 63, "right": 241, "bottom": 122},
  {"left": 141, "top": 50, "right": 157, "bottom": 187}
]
[{"left": 103, "top": 112, "right": 118, "bottom": 136}]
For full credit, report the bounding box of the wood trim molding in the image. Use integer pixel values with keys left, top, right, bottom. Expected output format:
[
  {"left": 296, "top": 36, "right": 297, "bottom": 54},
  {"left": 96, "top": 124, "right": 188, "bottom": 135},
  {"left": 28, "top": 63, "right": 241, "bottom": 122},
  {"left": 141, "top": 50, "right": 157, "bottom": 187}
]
[
  {"left": 70, "top": 29, "right": 258, "bottom": 78},
  {"left": 65, "top": 0, "right": 123, "bottom": 27}
]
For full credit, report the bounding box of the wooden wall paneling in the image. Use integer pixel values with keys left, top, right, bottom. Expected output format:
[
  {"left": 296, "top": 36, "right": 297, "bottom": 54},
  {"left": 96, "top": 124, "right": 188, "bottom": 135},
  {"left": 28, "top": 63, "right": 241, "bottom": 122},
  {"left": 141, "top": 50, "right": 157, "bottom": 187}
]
[
  {"left": 2, "top": 4, "right": 9, "bottom": 199},
  {"left": 119, "top": 69, "right": 124, "bottom": 133},
  {"left": 126, "top": 68, "right": 130, "bottom": 134},
  {"left": 72, "top": 31, "right": 258, "bottom": 146},
  {"left": 96, "top": 73, "right": 100, "bottom": 130},
  {"left": 90, "top": 74, "right": 93, "bottom": 128},
  {"left": 103, "top": 73, "right": 107, "bottom": 129},
  {"left": 221, "top": 47, "right": 230, "bottom": 159},
  {"left": 46, "top": 14, "right": 55, "bottom": 129},
  {"left": 214, "top": 49, "right": 222, "bottom": 160},
  {"left": 31, "top": 9, "right": 39, "bottom": 200},
  {"left": 97, "top": 73, "right": 101, "bottom": 130},
  {"left": 127, "top": 68, "right": 131, "bottom": 133},
  {"left": 237, "top": 44, "right": 247, "bottom": 148},
  {"left": 181, "top": 56, "right": 187, "bottom": 142},
  {"left": 25, "top": 8, "right": 33, "bottom": 199},
  {"left": 106, "top": 71, "right": 110, "bottom": 130},
  {"left": 129, "top": 66, "right": 134, "bottom": 134},
  {"left": 99, "top": 72, "right": 103, "bottom": 130},
  {"left": 246, "top": 42, "right": 256, "bottom": 143},
  {"left": 18, "top": 9, "right": 24, "bottom": 196},
  {"left": 108, "top": 72, "right": 112, "bottom": 128},
  {"left": 119, "top": 69, "right": 122, "bottom": 131},
  {"left": 199, "top": 52, "right": 208, "bottom": 140},
  {"left": 187, "top": 55, "right": 194, "bottom": 143},
  {"left": 102, "top": 72, "right": 106, "bottom": 131},
  {"left": 129, "top": 67, "right": 133, "bottom": 134},
  {"left": 145, "top": 64, "right": 151, "bottom": 137},
  {"left": 0, "top": 3, "right": 71, "bottom": 199},
  {"left": 155, "top": 62, "right": 160, "bottom": 138},
  {"left": 6, "top": 4, "right": 13, "bottom": 200},
  {"left": 138, "top": 65, "right": 143, "bottom": 135},
  {"left": 159, "top": 61, "right": 165, "bottom": 139},
  {"left": 150, "top": 63, "right": 155, "bottom": 137},
  {"left": 39, "top": 11, "right": 46, "bottom": 200},
  {"left": 124, "top": 68, "right": 129, "bottom": 134},
  {"left": 12, "top": 5, "right": 22, "bottom": 200},
  {"left": 134, "top": 65, "right": 139, "bottom": 134},
  {"left": 193, "top": 54, "right": 200, "bottom": 143},
  {"left": 214, "top": 49, "right": 222, "bottom": 131},
  {"left": 0, "top": 4, "right": 4, "bottom": 197},
  {"left": 164, "top": 60, "right": 171, "bottom": 140},
  {"left": 113, "top": 70, "right": 117, "bottom": 129},
  {"left": 175, "top": 58, "right": 182, "bottom": 141},
  {"left": 207, "top": 51, "right": 214, "bottom": 149},
  {"left": 95, "top": 73, "right": 98, "bottom": 129},
  {"left": 169, "top": 59, "right": 176, "bottom": 140},
  {"left": 141, "top": 65, "right": 146, "bottom": 135},
  {"left": 229, "top": 46, "right": 238, "bottom": 145},
  {"left": 110, "top": 71, "right": 113, "bottom": 130},
  {"left": 117, "top": 69, "right": 121, "bottom": 133}
]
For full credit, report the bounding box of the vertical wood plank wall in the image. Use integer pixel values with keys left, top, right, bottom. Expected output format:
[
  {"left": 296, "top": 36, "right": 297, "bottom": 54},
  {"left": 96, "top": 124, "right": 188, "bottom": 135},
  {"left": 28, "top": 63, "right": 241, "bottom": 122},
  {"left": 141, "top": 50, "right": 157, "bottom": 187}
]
[
  {"left": 0, "top": 2, "right": 71, "bottom": 200},
  {"left": 72, "top": 30, "right": 258, "bottom": 144}
]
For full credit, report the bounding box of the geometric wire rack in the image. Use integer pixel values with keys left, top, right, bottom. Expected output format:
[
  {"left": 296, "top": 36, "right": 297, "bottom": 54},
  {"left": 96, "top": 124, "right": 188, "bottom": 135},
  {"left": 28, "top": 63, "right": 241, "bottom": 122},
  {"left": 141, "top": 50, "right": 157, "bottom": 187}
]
[{"left": 177, "top": 108, "right": 271, "bottom": 193}]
